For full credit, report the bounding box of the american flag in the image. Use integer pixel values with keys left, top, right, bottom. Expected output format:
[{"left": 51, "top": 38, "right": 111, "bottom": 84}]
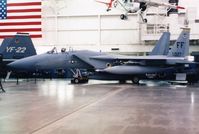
[{"left": 0, "top": 0, "right": 42, "bottom": 39}]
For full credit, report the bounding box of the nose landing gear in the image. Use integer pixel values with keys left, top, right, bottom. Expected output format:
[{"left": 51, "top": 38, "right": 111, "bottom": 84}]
[
  {"left": 143, "top": 18, "right": 147, "bottom": 23},
  {"left": 0, "top": 79, "right": 5, "bottom": 93},
  {"left": 70, "top": 69, "right": 89, "bottom": 84}
]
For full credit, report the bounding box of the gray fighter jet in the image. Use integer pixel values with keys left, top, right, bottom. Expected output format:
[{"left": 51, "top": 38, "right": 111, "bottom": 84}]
[
  {"left": 7, "top": 32, "right": 170, "bottom": 75},
  {"left": 8, "top": 28, "right": 196, "bottom": 84}
]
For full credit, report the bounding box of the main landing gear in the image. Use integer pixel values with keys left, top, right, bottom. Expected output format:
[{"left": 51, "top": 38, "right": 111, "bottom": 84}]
[
  {"left": 120, "top": 13, "right": 147, "bottom": 23},
  {"left": 139, "top": 12, "right": 147, "bottom": 23},
  {"left": 132, "top": 76, "right": 140, "bottom": 85},
  {"left": 119, "top": 80, "right": 126, "bottom": 84},
  {"left": 118, "top": 77, "right": 140, "bottom": 85}
]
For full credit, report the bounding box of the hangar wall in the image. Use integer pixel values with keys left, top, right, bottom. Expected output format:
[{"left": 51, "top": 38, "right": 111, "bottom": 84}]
[
  {"left": 0, "top": 0, "right": 199, "bottom": 54},
  {"left": 42, "top": 14, "right": 140, "bottom": 52},
  {"left": 38, "top": 0, "right": 199, "bottom": 54},
  {"left": 38, "top": 0, "right": 143, "bottom": 53}
]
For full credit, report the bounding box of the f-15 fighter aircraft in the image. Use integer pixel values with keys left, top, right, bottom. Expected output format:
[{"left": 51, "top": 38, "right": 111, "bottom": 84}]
[
  {"left": 8, "top": 28, "right": 197, "bottom": 84},
  {"left": 7, "top": 31, "right": 169, "bottom": 73}
]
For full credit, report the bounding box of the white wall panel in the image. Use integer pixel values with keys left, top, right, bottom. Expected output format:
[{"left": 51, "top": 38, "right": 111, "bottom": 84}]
[
  {"left": 57, "top": 31, "right": 98, "bottom": 45},
  {"left": 43, "top": 18, "right": 56, "bottom": 31},
  {"left": 100, "top": 15, "right": 139, "bottom": 30},
  {"left": 101, "top": 30, "right": 139, "bottom": 45},
  {"left": 43, "top": 14, "right": 140, "bottom": 46},
  {"left": 44, "top": 31, "right": 56, "bottom": 45},
  {"left": 58, "top": 16, "right": 98, "bottom": 30}
]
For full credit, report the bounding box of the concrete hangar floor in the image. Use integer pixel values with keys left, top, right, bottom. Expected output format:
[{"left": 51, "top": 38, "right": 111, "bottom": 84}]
[{"left": 0, "top": 79, "right": 199, "bottom": 134}]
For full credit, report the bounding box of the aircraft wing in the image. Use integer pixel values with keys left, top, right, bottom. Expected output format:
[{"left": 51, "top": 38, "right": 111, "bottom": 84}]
[{"left": 138, "top": 0, "right": 185, "bottom": 9}]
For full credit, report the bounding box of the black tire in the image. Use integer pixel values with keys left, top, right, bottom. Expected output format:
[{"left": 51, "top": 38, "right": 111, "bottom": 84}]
[
  {"left": 143, "top": 18, "right": 147, "bottom": 23},
  {"left": 120, "top": 14, "right": 127, "bottom": 20},
  {"left": 119, "top": 80, "right": 126, "bottom": 84},
  {"left": 74, "top": 78, "right": 79, "bottom": 84},
  {"left": 132, "top": 77, "right": 139, "bottom": 84}
]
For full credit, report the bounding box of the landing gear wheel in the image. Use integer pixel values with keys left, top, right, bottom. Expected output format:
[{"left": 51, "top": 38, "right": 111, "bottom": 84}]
[
  {"left": 106, "top": 8, "right": 111, "bottom": 12},
  {"left": 74, "top": 78, "right": 79, "bottom": 84},
  {"left": 143, "top": 18, "right": 147, "bottom": 23},
  {"left": 119, "top": 80, "right": 126, "bottom": 84},
  {"left": 132, "top": 77, "right": 139, "bottom": 85},
  {"left": 120, "top": 14, "right": 127, "bottom": 20}
]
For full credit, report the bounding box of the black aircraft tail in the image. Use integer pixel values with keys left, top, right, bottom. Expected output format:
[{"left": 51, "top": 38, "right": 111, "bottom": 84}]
[
  {"left": 167, "top": 28, "right": 190, "bottom": 57},
  {"left": 0, "top": 33, "right": 37, "bottom": 61},
  {"left": 150, "top": 32, "right": 170, "bottom": 56}
]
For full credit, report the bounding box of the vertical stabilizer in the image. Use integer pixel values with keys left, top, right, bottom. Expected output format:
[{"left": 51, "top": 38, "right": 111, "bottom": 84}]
[
  {"left": 167, "top": 28, "right": 190, "bottom": 57},
  {"left": 150, "top": 32, "right": 170, "bottom": 55},
  {"left": 0, "top": 33, "right": 37, "bottom": 60}
]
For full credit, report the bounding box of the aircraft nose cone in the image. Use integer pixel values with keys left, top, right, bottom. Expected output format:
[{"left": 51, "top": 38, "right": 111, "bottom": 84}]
[
  {"left": 7, "top": 60, "right": 35, "bottom": 71},
  {"left": 8, "top": 61, "right": 24, "bottom": 70},
  {"left": 7, "top": 54, "right": 52, "bottom": 71}
]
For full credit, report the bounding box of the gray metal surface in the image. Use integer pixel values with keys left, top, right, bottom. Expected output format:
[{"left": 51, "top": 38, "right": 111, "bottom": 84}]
[{"left": 0, "top": 80, "right": 199, "bottom": 134}]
